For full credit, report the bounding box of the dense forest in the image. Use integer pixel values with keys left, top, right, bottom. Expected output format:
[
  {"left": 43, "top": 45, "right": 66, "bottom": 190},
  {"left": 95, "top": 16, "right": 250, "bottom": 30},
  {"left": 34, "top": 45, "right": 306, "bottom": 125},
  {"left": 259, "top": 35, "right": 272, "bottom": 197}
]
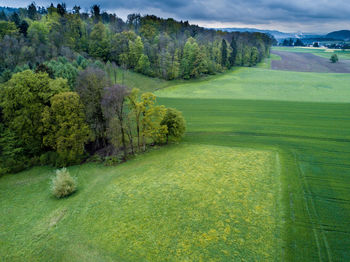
[
  {"left": 0, "top": 3, "right": 273, "bottom": 175},
  {"left": 0, "top": 3, "right": 274, "bottom": 81}
]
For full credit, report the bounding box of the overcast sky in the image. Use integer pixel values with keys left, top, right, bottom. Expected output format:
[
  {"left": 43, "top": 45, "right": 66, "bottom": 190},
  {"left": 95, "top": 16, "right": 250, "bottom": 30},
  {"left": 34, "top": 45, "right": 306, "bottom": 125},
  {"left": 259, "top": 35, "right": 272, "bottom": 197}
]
[{"left": 2, "top": 0, "right": 350, "bottom": 33}]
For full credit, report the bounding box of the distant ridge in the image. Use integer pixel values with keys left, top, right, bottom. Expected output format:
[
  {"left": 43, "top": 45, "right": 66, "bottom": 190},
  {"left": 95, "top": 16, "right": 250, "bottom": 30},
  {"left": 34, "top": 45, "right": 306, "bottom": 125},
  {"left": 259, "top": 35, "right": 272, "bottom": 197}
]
[
  {"left": 326, "top": 30, "right": 350, "bottom": 41},
  {"left": 215, "top": 27, "right": 350, "bottom": 42},
  {"left": 0, "top": 6, "right": 18, "bottom": 14},
  {"left": 213, "top": 27, "right": 302, "bottom": 40}
]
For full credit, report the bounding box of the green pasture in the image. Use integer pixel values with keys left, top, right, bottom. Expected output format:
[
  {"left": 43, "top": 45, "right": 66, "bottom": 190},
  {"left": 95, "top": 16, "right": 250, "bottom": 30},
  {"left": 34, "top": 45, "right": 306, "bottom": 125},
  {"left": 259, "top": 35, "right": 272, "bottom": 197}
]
[
  {"left": 2, "top": 48, "right": 350, "bottom": 261},
  {"left": 272, "top": 46, "right": 350, "bottom": 60},
  {"left": 158, "top": 98, "right": 350, "bottom": 261},
  {"left": 0, "top": 144, "right": 282, "bottom": 261},
  {"left": 156, "top": 67, "right": 350, "bottom": 102},
  {"left": 112, "top": 68, "right": 171, "bottom": 92}
]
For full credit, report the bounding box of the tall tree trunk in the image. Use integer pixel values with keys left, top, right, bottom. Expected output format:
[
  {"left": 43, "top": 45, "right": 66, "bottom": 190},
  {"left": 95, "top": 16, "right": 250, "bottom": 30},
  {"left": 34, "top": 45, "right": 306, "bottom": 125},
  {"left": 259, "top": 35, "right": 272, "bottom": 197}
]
[
  {"left": 120, "top": 119, "right": 127, "bottom": 160},
  {"left": 136, "top": 122, "right": 140, "bottom": 151},
  {"left": 118, "top": 103, "right": 128, "bottom": 161}
]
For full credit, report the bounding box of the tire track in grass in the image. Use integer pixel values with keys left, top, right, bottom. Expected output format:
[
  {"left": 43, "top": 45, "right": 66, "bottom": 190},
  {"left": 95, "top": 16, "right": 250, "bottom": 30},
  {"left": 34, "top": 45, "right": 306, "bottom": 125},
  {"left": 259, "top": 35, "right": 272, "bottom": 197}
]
[{"left": 293, "top": 151, "right": 332, "bottom": 262}]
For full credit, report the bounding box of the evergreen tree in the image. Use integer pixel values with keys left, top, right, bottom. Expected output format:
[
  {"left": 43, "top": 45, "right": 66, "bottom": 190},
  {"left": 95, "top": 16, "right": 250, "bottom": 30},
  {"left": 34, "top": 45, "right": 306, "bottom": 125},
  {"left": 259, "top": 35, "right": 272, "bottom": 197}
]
[
  {"left": 221, "top": 39, "right": 228, "bottom": 67},
  {"left": 0, "top": 10, "right": 7, "bottom": 21},
  {"left": 229, "top": 37, "right": 237, "bottom": 67},
  {"left": 28, "top": 3, "right": 37, "bottom": 20},
  {"left": 19, "top": 20, "right": 29, "bottom": 37},
  {"left": 10, "top": 13, "right": 20, "bottom": 27}
]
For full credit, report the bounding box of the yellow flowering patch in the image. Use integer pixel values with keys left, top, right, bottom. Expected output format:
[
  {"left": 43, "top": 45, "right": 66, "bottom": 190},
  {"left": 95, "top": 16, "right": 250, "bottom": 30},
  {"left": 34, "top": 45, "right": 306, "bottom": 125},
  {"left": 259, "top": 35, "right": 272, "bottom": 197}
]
[{"left": 82, "top": 144, "right": 282, "bottom": 261}]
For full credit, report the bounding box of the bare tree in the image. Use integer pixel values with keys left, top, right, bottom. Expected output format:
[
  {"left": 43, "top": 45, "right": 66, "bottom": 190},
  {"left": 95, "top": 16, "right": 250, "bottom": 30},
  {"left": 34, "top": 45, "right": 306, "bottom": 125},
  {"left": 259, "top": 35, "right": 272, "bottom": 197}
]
[
  {"left": 76, "top": 67, "right": 110, "bottom": 151},
  {"left": 101, "top": 84, "right": 130, "bottom": 160}
]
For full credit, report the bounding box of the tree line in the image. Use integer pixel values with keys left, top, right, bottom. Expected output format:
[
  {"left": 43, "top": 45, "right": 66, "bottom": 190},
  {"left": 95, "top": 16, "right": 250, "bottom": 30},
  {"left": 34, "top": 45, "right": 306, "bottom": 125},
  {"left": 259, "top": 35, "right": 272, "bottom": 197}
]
[
  {"left": 0, "top": 67, "right": 186, "bottom": 175},
  {"left": 0, "top": 3, "right": 274, "bottom": 175},
  {"left": 0, "top": 3, "right": 274, "bottom": 82}
]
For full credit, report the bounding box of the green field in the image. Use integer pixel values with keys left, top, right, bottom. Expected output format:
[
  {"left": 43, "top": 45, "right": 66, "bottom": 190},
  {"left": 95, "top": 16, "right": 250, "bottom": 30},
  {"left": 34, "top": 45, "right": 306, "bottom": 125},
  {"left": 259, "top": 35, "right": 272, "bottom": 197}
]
[
  {"left": 2, "top": 49, "right": 350, "bottom": 261},
  {"left": 156, "top": 67, "right": 350, "bottom": 102},
  {"left": 1, "top": 145, "right": 282, "bottom": 261},
  {"left": 157, "top": 98, "right": 350, "bottom": 261},
  {"left": 272, "top": 46, "right": 350, "bottom": 60}
]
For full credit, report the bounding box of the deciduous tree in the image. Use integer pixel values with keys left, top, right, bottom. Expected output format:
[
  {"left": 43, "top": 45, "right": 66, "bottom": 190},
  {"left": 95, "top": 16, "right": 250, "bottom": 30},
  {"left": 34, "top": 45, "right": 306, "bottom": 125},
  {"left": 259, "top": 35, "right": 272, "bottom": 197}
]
[
  {"left": 42, "top": 92, "right": 91, "bottom": 165},
  {"left": 161, "top": 108, "right": 186, "bottom": 143}
]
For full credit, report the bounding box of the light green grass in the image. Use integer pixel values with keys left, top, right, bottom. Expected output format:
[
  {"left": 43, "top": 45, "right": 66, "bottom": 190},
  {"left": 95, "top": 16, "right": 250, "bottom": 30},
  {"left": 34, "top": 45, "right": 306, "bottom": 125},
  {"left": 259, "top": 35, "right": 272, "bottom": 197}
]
[
  {"left": 113, "top": 68, "right": 172, "bottom": 92},
  {"left": 0, "top": 144, "right": 282, "bottom": 261},
  {"left": 2, "top": 50, "right": 350, "bottom": 261},
  {"left": 257, "top": 53, "right": 281, "bottom": 69},
  {"left": 272, "top": 46, "right": 350, "bottom": 60},
  {"left": 156, "top": 67, "right": 350, "bottom": 102}
]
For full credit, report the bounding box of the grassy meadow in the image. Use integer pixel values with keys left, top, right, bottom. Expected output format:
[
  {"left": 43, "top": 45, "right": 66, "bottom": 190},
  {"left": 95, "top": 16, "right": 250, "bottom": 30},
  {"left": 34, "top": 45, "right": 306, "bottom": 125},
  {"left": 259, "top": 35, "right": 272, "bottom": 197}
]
[
  {"left": 156, "top": 67, "right": 350, "bottom": 102},
  {"left": 156, "top": 98, "right": 350, "bottom": 261},
  {"left": 1, "top": 145, "right": 282, "bottom": 261},
  {"left": 2, "top": 49, "right": 350, "bottom": 261}
]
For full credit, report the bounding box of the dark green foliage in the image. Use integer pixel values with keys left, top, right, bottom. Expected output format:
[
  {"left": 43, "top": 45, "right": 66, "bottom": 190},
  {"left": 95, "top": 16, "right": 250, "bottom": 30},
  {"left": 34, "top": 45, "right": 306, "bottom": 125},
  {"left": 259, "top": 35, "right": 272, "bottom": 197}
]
[
  {"left": 73, "top": 5, "right": 81, "bottom": 14},
  {"left": 330, "top": 54, "right": 338, "bottom": 63},
  {"left": 282, "top": 38, "right": 294, "bottom": 46},
  {"left": 27, "top": 3, "right": 37, "bottom": 20},
  {"left": 1, "top": 70, "right": 67, "bottom": 156},
  {"left": 229, "top": 37, "right": 237, "bottom": 67},
  {"left": 91, "top": 5, "right": 101, "bottom": 23},
  {"left": 0, "top": 70, "right": 69, "bottom": 173},
  {"left": 46, "top": 58, "right": 79, "bottom": 88},
  {"left": 42, "top": 92, "right": 91, "bottom": 166},
  {"left": 89, "top": 22, "right": 110, "bottom": 60},
  {"left": 35, "top": 63, "right": 54, "bottom": 78},
  {"left": 39, "top": 151, "right": 60, "bottom": 166},
  {"left": 221, "top": 39, "right": 228, "bottom": 67},
  {"left": 0, "top": 3, "right": 271, "bottom": 174},
  {"left": 0, "top": 5, "right": 272, "bottom": 81},
  {"left": 10, "top": 13, "right": 20, "bottom": 26},
  {"left": 76, "top": 67, "right": 109, "bottom": 150},
  {"left": 0, "top": 10, "right": 7, "bottom": 21},
  {"left": 56, "top": 3, "right": 66, "bottom": 16},
  {"left": 0, "top": 69, "right": 12, "bottom": 83},
  {"left": 0, "top": 124, "right": 27, "bottom": 175},
  {"left": 18, "top": 20, "right": 29, "bottom": 36},
  {"left": 294, "top": 39, "right": 304, "bottom": 46},
  {"left": 161, "top": 108, "right": 186, "bottom": 142}
]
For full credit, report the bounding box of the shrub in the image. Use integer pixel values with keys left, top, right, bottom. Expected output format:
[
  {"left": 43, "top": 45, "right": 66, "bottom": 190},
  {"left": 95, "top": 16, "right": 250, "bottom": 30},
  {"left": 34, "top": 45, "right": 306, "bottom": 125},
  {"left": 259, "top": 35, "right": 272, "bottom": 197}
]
[
  {"left": 51, "top": 168, "right": 77, "bottom": 198},
  {"left": 330, "top": 54, "right": 339, "bottom": 63},
  {"left": 104, "top": 155, "right": 122, "bottom": 166},
  {"left": 160, "top": 108, "right": 186, "bottom": 143}
]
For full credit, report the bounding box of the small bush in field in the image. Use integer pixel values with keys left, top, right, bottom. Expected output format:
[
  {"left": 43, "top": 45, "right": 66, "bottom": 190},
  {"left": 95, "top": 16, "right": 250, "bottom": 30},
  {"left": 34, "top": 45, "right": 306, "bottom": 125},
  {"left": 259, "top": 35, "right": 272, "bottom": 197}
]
[
  {"left": 330, "top": 54, "right": 338, "bottom": 63},
  {"left": 51, "top": 168, "right": 77, "bottom": 198}
]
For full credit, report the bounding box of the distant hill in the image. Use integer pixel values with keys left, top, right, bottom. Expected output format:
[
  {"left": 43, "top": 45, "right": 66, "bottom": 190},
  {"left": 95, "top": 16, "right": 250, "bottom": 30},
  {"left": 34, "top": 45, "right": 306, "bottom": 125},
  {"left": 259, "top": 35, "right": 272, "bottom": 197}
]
[
  {"left": 214, "top": 27, "right": 302, "bottom": 40},
  {"left": 214, "top": 27, "right": 350, "bottom": 43},
  {"left": 0, "top": 6, "right": 19, "bottom": 14},
  {"left": 326, "top": 30, "right": 350, "bottom": 41}
]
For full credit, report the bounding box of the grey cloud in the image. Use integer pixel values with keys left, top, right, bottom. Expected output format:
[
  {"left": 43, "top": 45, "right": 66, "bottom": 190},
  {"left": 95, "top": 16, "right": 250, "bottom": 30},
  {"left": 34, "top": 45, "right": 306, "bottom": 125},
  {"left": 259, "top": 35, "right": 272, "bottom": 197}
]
[{"left": 2, "top": 0, "right": 350, "bottom": 32}]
